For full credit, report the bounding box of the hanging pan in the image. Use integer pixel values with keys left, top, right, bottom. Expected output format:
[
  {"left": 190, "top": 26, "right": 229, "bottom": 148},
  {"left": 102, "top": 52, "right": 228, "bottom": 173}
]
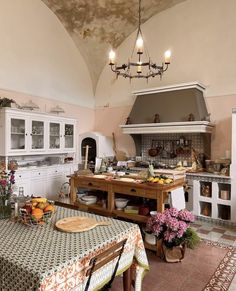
[{"left": 148, "top": 140, "right": 158, "bottom": 157}]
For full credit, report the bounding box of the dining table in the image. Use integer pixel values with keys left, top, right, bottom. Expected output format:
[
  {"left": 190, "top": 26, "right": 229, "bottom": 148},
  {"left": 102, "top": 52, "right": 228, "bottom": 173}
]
[{"left": 0, "top": 205, "right": 149, "bottom": 291}]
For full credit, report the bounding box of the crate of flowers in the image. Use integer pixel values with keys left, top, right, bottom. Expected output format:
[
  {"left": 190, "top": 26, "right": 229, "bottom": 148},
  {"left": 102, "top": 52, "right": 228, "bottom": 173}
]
[{"left": 19, "top": 197, "right": 55, "bottom": 226}]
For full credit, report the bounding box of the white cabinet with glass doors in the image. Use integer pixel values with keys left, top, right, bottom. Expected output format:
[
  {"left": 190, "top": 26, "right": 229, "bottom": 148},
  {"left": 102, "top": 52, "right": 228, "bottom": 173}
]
[
  {"left": 48, "top": 120, "right": 75, "bottom": 152},
  {"left": 7, "top": 114, "right": 47, "bottom": 154},
  {"left": 0, "top": 108, "right": 76, "bottom": 156}
]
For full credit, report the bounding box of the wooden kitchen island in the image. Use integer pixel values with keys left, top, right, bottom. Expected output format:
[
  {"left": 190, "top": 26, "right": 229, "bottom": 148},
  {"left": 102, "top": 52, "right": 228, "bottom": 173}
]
[
  {"left": 70, "top": 175, "right": 185, "bottom": 223},
  {"left": 69, "top": 175, "right": 185, "bottom": 254}
]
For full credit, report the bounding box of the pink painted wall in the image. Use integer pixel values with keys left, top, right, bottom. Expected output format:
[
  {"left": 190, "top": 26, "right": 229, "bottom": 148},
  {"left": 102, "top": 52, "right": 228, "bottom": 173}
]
[
  {"left": 94, "top": 105, "right": 135, "bottom": 158},
  {"left": 206, "top": 94, "right": 236, "bottom": 160},
  {"left": 0, "top": 88, "right": 94, "bottom": 136}
]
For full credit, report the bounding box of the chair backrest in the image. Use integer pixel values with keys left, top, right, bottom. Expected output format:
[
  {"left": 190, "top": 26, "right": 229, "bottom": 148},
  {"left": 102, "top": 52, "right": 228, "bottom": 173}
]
[{"left": 84, "top": 239, "right": 127, "bottom": 291}]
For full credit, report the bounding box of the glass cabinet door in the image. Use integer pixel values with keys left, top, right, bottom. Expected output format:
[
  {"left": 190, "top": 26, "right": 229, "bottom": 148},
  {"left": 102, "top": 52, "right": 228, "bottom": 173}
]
[
  {"left": 49, "top": 122, "right": 61, "bottom": 149},
  {"left": 64, "top": 123, "right": 74, "bottom": 149},
  {"left": 10, "top": 118, "right": 26, "bottom": 150},
  {"left": 30, "top": 120, "right": 45, "bottom": 150}
]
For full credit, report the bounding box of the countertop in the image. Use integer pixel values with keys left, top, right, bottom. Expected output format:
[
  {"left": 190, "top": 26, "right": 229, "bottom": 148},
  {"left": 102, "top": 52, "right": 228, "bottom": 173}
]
[{"left": 186, "top": 171, "right": 231, "bottom": 179}]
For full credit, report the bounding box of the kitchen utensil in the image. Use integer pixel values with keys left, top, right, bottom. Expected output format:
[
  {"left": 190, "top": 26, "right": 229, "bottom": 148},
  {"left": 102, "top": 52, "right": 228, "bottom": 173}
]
[
  {"left": 156, "top": 141, "right": 163, "bottom": 155},
  {"left": 148, "top": 140, "right": 158, "bottom": 157},
  {"left": 80, "top": 195, "right": 97, "bottom": 204},
  {"left": 161, "top": 141, "right": 172, "bottom": 159},
  {"left": 150, "top": 211, "right": 157, "bottom": 217},
  {"left": 81, "top": 195, "right": 97, "bottom": 201},
  {"left": 139, "top": 205, "right": 149, "bottom": 216},
  {"left": 115, "top": 198, "right": 129, "bottom": 210},
  {"left": 55, "top": 216, "right": 110, "bottom": 233},
  {"left": 112, "top": 132, "right": 126, "bottom": 161},
  {"left": 201, "top": 185, "right": 211, "bottom": 197},
  {"left": 220, "top": 190, "right": 230, "bottom": 200},
  {"left": 170, "top": 141, "right": 177, "bottom": 159}
]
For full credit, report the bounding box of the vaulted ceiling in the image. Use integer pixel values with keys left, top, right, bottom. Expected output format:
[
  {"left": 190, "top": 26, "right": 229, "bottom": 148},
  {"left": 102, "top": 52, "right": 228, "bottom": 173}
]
[{"left": 42, "top": 0, "right": 186, "bottom": 90}]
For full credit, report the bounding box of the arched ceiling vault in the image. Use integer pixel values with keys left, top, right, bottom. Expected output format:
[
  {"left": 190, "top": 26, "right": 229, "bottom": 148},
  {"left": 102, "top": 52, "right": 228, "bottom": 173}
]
[{"left": 42, "top": 0, "right": 186, "bottom": 92}]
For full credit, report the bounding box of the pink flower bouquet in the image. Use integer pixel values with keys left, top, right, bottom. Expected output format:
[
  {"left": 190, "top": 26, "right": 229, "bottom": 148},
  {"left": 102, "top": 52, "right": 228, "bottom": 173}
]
[{"left": 146, "top": 208, "right": 197, "bottom": 248}]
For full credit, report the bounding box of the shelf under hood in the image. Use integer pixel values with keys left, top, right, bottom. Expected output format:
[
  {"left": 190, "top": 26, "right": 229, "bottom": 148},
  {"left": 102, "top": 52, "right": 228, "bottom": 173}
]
[{"left": 120, "top": 121, "right": 214, "bottom": 134}]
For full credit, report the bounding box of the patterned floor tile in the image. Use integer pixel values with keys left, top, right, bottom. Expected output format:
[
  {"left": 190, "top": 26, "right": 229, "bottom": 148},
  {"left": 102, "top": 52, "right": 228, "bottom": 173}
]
[
  {"left": 197, "top": 233, "right": 211, "bottom": 240},
  {"left": 194, "top": 219, "right": 236, "bottom": 246},
  {"left": 206, "top": 232, "right": 223, "bottom": 241},
  {"left": 217, "top": 238, "right": 234, "bottom": 245},
  {"left": 224, "top": 230, "right": 236, "bottom": 236}
]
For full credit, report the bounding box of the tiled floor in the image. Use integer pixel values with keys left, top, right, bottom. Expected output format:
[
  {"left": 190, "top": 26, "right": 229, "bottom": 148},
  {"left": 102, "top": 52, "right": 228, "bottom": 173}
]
[
  {"left": 191, "top": 220, "right": 236, "bottom": 246},
  {"left": 192, "top": 220, "right": 236, "bottom": 290}
]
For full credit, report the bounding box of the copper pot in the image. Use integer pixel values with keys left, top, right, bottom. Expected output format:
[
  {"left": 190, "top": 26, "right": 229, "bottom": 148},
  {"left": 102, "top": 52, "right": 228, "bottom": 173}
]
[{"left": 148, "top": 140, "right": 158, "bottom": 157}]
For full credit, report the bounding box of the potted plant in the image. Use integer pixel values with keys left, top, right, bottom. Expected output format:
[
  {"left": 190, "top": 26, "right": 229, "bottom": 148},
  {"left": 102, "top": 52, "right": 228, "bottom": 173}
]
[
  {"left": 0, "top": 97, "right": 15, "bottom": 107},
  {"left": 146, "top": 208, "right": 200, "bottom": 262}
]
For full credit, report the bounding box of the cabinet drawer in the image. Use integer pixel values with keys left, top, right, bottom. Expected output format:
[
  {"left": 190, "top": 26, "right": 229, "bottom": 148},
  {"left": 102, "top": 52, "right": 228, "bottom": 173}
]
[
  {"left": 77, "top": 180, "right": 108, "bottom": 191},
  {"left": 113, "top": 185, "right": 156, "bottom": 198},
  {"left": 47, "top": 167, "right": 62, "bottom": 176},
  {"left": 15, "top": 171, "right": 30, "bottom": 180},
  {"left": 113, "top": 185, "right": 145, "bottom": 196},
  {"left": 31, "top": 170, "right": 47, "bottom": 179}
]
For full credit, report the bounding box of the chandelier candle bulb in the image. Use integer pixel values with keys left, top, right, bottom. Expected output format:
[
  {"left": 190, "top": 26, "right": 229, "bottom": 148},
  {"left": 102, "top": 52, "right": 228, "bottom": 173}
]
[
  {"left": 137, "top": 63, "right": 142, "bottom": 73},
  {"left": 164, "top": 50, "right": 171, "bottom": 64},
  {"left": 136, "top": 36, "right": 144, "bottom": 54},
  {"left": 109, "top": 49, "right": 116, "bottom": 65}
]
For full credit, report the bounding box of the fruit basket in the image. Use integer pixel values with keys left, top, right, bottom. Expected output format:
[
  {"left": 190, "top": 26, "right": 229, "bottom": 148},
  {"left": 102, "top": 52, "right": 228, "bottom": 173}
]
[{"left": 19, "top": 198, "right": 55, "bottom": 226}]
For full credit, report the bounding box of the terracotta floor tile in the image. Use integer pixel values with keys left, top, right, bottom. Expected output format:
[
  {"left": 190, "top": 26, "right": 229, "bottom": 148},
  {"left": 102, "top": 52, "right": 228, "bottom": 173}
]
[
  {"left": 221, "top": 234, "right": 236, "bottom": 241},
  {"left": 197, "top": 229, "right": 210, "bottom": 234},
  {"left": 211, "top": 227, "right": 226, "bottom": 234},
  {"left": 191, "top": 223, "right": 202, "bottom": 228}
]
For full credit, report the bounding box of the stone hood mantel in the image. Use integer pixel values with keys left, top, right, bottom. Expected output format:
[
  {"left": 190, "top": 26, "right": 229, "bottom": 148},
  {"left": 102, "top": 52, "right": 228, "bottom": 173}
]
[
  {"left": 120, "top": 82, "right": 214, "bottom": 135},
  {"left": 120, "top": 120, "right": 214, "bottom": 134}
]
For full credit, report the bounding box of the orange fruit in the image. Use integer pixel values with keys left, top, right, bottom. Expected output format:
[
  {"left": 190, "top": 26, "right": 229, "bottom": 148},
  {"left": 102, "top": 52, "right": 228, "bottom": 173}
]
[
  {"left": 31, "top": 208, "right": 44, "bottom": 220},
  {"left": 43, "top": 204, "right": 55, "bottom": 213}
]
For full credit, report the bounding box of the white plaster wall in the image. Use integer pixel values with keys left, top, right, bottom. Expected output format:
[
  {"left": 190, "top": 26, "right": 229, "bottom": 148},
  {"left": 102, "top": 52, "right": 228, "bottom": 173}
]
[
  {"left": 96, "top": 0, "right": 236, "bottom": 107},
  {"left": 0, "top": 0, "right": 94, "bottom": 108}
]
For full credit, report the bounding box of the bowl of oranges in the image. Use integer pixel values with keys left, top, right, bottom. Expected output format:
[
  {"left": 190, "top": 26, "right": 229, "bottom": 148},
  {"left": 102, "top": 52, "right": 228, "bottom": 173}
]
[{"left": 19, "top": 197, "right": 55, "bottom": 226}]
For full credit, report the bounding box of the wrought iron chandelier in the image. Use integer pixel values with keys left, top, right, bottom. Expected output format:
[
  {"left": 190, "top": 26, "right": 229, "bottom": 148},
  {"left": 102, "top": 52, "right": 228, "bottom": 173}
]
[{"left": 108, "top": 0, "right": 171, "bottom": 80}]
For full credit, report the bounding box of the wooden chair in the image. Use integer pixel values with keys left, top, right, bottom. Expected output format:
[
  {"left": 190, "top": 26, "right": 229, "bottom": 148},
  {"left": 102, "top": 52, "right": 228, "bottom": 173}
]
[{"left": 84, "top": 238, "right": 128, "bottom": 291}]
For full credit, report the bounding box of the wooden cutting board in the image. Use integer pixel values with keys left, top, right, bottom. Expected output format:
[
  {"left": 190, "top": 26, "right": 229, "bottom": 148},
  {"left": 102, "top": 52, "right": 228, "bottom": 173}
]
[{"left": 55, "top": 216, "right": 110, "bottom": 233}]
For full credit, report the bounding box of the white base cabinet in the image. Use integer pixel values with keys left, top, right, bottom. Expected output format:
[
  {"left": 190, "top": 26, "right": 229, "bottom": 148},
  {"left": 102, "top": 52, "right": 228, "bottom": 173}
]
[
  {"left": 190, "top": 175, "right": 232, "bottom": 221},
  {"left": 14, "top": 164, "right": 77, "bottom": 201}
]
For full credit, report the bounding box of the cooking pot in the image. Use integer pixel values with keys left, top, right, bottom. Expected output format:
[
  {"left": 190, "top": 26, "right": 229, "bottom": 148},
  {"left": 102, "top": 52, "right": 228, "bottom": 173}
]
[{"left": 148, "top": 140, "right": 158, "bottom": 157}]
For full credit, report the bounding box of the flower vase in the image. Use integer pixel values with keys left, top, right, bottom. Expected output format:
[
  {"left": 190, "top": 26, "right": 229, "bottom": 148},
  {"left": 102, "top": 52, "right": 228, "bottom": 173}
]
[
  {"left": 162, "top": 243, "right": 186, "bottom": 263},
  {"left": 0, "top": 194, "right": 11, "bottom": 219}
]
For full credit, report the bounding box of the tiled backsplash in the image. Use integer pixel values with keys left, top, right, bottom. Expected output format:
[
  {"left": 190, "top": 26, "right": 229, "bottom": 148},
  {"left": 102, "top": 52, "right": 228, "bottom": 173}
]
[{"left": 142, "top": 133, "right": 209, "bottom": 166}]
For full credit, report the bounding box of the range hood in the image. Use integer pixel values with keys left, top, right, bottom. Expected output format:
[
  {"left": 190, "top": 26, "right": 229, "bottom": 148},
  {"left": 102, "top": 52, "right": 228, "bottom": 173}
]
[{"left": 120, "top": 82, "right": 214, "bottom": 134}]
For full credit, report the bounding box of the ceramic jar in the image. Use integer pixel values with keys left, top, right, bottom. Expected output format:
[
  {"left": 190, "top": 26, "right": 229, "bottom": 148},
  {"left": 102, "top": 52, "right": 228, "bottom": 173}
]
[{"left": 144, "top": 232, "right": 156, "bottom": 245}]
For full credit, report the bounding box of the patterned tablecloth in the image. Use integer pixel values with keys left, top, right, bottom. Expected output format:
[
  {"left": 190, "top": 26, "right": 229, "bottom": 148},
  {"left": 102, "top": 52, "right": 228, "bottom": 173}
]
[{"left": 0, "top": 206, "right": 149, "bottom": 291}]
